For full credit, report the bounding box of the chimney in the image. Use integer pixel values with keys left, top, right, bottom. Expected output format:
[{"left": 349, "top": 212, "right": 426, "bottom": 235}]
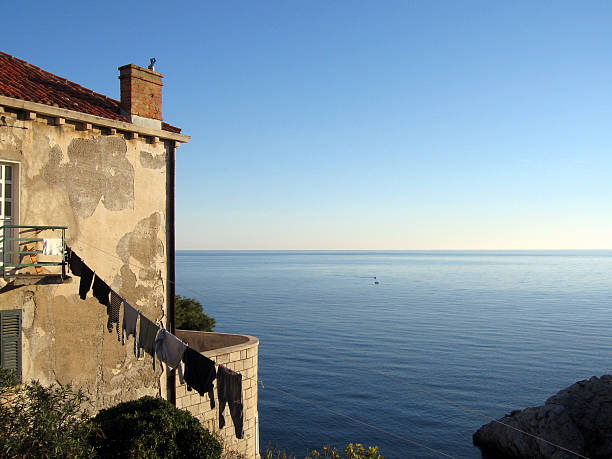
[{"left": 118, "top": 64, "right": 164, "bottom": 130}]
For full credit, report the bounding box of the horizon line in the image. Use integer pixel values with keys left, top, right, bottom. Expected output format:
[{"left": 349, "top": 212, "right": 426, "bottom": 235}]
[{"left": 175, "top": 248, "right": 612, "bottom": 252}]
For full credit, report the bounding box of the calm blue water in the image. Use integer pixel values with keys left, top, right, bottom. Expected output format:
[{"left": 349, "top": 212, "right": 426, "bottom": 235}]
[{"left": 176, "top": 251, "right": 612, "bottom": 458}]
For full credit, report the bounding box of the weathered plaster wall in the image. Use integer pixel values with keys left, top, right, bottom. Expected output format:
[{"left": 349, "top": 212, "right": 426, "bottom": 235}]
[
  {"left": 175, "top": 331, "right": 260, "bottom": 459},
  {"left": 0, "top": 113, "right": 170, "bottom": 410}
]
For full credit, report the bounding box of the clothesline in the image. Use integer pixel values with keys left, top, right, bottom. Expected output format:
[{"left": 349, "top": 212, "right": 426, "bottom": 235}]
[
  {"left": 64, "top": 243, "right": 461, "bottom": 457},
  {"left": 64, "top": 245, "right": 245, "bottom": 440},
  {"left": 71, "top": 238, "right": 587, "bottom": 458}
]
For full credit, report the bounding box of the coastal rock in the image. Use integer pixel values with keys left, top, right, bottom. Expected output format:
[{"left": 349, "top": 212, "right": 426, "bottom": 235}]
[{"left": 473, "top": 375, "right": 612, "bottom": 459}]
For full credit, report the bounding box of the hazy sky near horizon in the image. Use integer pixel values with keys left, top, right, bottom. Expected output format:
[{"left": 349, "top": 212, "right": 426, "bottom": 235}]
[{"left": 5, "top": 1, "right": 612, "bottom": 249}]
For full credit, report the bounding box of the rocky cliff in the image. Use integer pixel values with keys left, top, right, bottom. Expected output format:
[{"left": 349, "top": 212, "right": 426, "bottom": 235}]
[{"left": 473, "top": 375, "right": 612, "bottom": 459}]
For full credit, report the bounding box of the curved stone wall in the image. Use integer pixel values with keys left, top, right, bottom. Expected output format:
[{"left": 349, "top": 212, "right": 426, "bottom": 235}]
[{"left": 175, "top": 330, "right": 260, "bottom": 459}]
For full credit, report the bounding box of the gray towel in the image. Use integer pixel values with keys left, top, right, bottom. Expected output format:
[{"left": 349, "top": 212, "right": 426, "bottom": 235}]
[
  {"left": 138, "top": 315, "right": 159, "bottom": 364},
  {"left": 155, "top": 329, "right": 187, "bottom": 382},
  {"left": 122, "top": 302, "right": 140, "bottom": 355}
]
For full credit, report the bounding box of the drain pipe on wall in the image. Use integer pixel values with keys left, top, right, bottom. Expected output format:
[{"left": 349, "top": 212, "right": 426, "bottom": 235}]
[{"left": 166, "top": 140, "right": 177, "bottom": 405}]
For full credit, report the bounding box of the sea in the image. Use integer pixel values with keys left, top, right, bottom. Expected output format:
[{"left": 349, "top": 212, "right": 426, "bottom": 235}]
[{"left": 175, "top": 250, "right": 612, "bottom": 458}]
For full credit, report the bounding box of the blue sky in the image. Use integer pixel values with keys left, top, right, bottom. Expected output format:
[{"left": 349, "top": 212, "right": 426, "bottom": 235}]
[{"left": 5, "top": 1, "right": 612, "bottom": 249}]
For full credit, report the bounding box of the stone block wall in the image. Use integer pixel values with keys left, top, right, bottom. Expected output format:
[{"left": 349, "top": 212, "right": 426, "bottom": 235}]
[{"left": 175, "top": 331, "right": 260, "bottom": 459}]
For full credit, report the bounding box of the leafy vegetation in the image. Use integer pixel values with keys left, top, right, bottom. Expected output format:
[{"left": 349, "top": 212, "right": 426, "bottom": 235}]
[
  {"left": 0, "top": 369, "right": 220, "bottom": 458},
  {"left": 0, "top": 368, "right": 96, "bottom": 458},
  {"left": 90, "top": 395, "right": 221, "bottom": 458},
  {"left": 175, "top": 295, "right": 215, "bottom": 332},
  {"left": 264, "top": 443, "right": 383, "bottom": 459},
  {"left": 307, "top": 443, "right": 383, "bottom": 459}
]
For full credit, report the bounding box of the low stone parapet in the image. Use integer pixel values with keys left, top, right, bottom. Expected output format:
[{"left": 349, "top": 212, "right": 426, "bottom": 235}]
[{"left": 175, "top": 330, "right": 260, "bottom": 459}]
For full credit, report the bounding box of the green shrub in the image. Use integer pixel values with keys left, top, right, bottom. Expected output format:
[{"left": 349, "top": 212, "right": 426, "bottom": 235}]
[
  {"left": 264, "top": 443, "right": 383, "bottom": 459},
  {"left": 0, "top": 371, "right": 220, "bottom": 458},
  {"left": 176, "top": 295, "right": 215, "bottom": 332},
  {"left": 0, "top": 368, "right": 96, "bottom": 458},
  {"left": 90, "top": 395, "right": 221, "bottom": 458},
  {"left": 306, "top": 443, "right": 383, "bottom": 459},
  {"left": 0, "top": 367, "right": 17, "bottom": 389}
]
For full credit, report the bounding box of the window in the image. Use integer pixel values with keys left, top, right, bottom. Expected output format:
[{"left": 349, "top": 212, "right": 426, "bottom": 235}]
[
  {"left": 0, "top": 309, "right": 22, "bottom": 382},
  {"left": 0, "top": 163, "right": 14, "bottom": 222},
  {"left": 0, "top": 162, "right": 17, "bottom": 272}
]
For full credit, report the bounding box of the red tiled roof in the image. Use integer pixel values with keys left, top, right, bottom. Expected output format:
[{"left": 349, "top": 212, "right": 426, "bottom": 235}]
[
  {"left": 161, "top": 122, "right": 182, "bottom": 133},
  {"left": 0, "top": 51, "right": 181, "bottom": 134}
]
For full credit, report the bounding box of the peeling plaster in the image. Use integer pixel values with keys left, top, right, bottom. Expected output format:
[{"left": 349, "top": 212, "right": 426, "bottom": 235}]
[
  {"left": 116, "top": 212, "right": 164, "bottom": 267},
  {"left": 139, "top": 150, "right": 166, "bottom": 169},
  {"left": 114, "top": 213, "right": 165, "bottom": 318},
  {"left": 22, "top": 290, "right": 36, "bottom": 328},
  {"left": 41, "top": 136, "right": 134, "bottom": 218}
]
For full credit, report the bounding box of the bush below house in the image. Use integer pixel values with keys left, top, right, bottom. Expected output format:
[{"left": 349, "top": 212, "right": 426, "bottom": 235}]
[
  {"left": 0, "top": 368, "right": 96, "bottom": 458},
  {"left": 0, "top": 369, "right": 221, "bottom": 459},
  {"left": 90, "top": 396, "right": 222, "bottom": 458}
]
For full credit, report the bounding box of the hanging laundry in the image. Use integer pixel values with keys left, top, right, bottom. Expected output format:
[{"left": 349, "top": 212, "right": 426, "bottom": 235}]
[
  {"left": 183, "top": 347, "right": 216, "bottom": 408},
  {"left": 155, "top": 329, "right": 187, "bottom": 382},
  {"left": 42, "top": 238, "right": 62, "bottom": 256},
  {"left": 138, "top": 315, "right": 160, "bottom": 361},
  {"left": 108, "top": 291, "right": 122, "bottom": 341},
  {"left": 122, "top": 302, "right": 139, "bottom": 355},
  {"left": 92, "top": 275, "right": 111, "bottom": 306},
  {"left": 79, "top": 263, "right": 94, "bottom": 300},
  {"left": 70, "top": 252, "right": 83, "bottom": 277},
  {"left": 217, "top": 365, "right": 244, "bottom": 439}
]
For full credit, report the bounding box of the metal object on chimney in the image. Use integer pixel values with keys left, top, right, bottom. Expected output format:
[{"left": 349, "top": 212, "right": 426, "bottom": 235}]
[{"left": 148, "top": 58, "right": 156, "bottom": 71}]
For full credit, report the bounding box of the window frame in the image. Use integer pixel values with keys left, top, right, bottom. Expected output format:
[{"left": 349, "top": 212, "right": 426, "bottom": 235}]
[
  {"left": 0, "top": 309, "right": 22, "bottom": 383},
  {"left": 0, "top": 161, "right": 20, "bottom": 272}
]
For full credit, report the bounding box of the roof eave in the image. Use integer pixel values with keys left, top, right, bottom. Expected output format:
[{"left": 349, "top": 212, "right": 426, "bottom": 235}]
[{"left": 0, "top": 95, "right": 190, "bottom": 144}]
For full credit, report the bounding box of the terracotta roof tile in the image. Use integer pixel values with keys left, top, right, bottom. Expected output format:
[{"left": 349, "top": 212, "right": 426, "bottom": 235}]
[
  {"left": 161, "top": 122, "right": 182, "bottom": 133},
  {"left": 0, "top": 51, "right": 181, "bottom": 133}
]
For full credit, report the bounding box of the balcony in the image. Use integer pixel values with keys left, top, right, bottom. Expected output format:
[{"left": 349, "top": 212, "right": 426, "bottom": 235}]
[{"left": 1, "top": 225, "right": 69, "bottom": 285}]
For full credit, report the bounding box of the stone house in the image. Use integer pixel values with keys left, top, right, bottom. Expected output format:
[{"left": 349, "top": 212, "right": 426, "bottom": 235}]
[{"left": 0, "top": 52, "right": 259, "bottom": 458}]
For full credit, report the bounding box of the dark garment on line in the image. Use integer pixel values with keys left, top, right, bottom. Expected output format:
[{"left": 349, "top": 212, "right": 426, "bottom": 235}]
[
  {"left": 183, "top": 347, "right": 216, "bottom": 408},
  {"left": 217, "top": 365, "right": 244, "bottom": 439},
  {"left": 138, "top": 315, "right": 159, "bottom": 361},
  {"left": 70, "top": 252, "right": 83, "bottom": 277},
  {"left": 122, "top": 301, "right": 139, "bottom": 355},
  {"left": 108, "top": 291, "right": 122, "bottom": 341},
  {"left": 92, "top": 275, "right": 111, "bottom": 306},
  {"left": 79, "top": 263, "right": 94, "bottom": 300}
]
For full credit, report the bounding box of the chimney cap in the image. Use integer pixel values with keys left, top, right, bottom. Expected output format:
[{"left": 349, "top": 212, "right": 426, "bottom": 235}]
[{"left": 118, "top": 63, "right": 164, "bottom": 79}]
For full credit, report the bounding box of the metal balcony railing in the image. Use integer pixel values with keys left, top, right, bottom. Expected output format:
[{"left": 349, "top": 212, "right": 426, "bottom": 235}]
[{"left": 1, "top": 225, "right": 67, "bottom": 279}]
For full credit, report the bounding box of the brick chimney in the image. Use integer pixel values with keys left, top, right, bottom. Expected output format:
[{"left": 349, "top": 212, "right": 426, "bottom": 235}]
[{"left": 118, "top": 64, "right": 163, "bottom": 129}]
